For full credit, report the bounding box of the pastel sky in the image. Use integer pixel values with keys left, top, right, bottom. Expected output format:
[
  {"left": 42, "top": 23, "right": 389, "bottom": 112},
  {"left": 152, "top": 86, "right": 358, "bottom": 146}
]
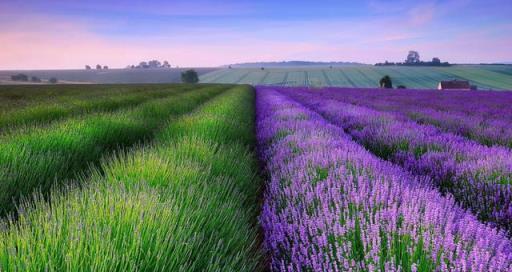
[{"left": 1, "top": 0, "right": 511, "bottom": 69}]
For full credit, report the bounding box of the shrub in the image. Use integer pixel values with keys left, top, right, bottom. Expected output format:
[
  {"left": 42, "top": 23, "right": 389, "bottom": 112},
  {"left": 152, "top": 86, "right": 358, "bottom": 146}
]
[
  {"left": 11, "top": 74, "right": 28, "bottom": 81},
  {"left": 379, "top": 75, "right": 393, "bottom": 88},
  {"left": 181, "top": 69, "right": 199, "bottom": 84}
]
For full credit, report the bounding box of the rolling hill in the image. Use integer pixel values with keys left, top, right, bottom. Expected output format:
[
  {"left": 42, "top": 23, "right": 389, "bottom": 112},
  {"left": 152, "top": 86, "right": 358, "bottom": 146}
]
[
  {"left": 0, "top": 68, "right": 217, "bottom": 85},
  {"left": 200, "top": 65, "right": 512, "bottom": 90}
]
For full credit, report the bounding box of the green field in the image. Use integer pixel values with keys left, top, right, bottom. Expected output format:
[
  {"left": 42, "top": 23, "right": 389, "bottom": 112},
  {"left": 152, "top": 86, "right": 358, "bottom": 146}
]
[
  {"left": 0, "top": 68, "right": 217, "bottom": 84},
  {"left": 199, "top": 65, "right": 512, "bottom": 90},
  {"left": 0, "top": 84, "right": 264, "bottom": 271}
]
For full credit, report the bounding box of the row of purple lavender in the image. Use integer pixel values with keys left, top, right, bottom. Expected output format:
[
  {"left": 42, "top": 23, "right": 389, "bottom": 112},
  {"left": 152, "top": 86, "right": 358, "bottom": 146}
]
[
  {"left": 256, "top": 87, "right": 512, "bottom": 271},
  {"left": 305, "top": 88, "right": 512, "bottom": 149},
  {"left": 279, "top": 87, "right": 512, "bottom": 235}
]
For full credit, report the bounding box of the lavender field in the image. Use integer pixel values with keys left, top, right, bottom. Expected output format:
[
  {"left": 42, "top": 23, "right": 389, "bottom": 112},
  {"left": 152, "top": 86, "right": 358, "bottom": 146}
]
[
  {"left": 2, "top": 84, "right": 512, "bottom": 271},
  {"left": 3, "top": 0, "right": 512, "bottom": 270},
  {"left": 256, "top": 86, "right": 512, "bottom": 271}
]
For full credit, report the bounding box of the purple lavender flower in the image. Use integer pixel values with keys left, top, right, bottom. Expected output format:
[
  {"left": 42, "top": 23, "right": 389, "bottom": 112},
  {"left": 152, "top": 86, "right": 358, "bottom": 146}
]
[
  {"left": 278, "top": 87, "right": 512, "bottom": 235},
  {"left": 296, "top": 87, "right": 512, "bottom": 148},
  {"left": 256, "top": 87, "right": 512, "bottom": 271}
]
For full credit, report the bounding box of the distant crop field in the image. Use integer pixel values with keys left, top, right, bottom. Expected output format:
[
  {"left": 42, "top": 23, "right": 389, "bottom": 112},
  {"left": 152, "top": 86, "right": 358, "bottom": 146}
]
[
  {"left": 200, "top": 65, "right": 512, "bottom": 90},
  {"left": 0, "top": 68, "right": 218, "bottom": 84}
]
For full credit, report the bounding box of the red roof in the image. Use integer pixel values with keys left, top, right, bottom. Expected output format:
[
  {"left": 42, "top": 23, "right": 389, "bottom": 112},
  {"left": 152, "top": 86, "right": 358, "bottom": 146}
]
[{"left": 438, "top": 80, "right": 471, "bottom": 90}]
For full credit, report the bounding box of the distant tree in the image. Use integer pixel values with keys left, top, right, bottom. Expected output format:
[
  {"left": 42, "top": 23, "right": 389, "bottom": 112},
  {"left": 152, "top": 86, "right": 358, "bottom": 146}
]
[
  {"left": 96, "top": 64, "right": 102, "bottom": 70},
  {"left": 261, "top": 67, "right": 265, "bottom": 70},
  {"left": 181, "top": 69, "right": 199, "bottom": 84},
  {"left": 129, "top": 60, "right": 172, "bottom": 69},
  {"left": 11, "top": 74, "right": 28, "bottom": 81},
  {"left": 31, "top": 76, "right": 41, "bottom": 83},
  {"left": 397, "top": 85, "right": 406, "bottom": 89},
  {"left": 376, "top": 52, "right": 449, "bottom": 67},
  {"left": 228, "top": 65, "right": 232, "bottom": 69},
  {"left": 148, "top": 60, "right": 162, "bottom": 68},
  {"left": 375, "top": 61, "right": 397, "bottom": 66},
  {"left": 103, "top": 65, "right": 109, "bottom": 70},
  {"left": 49, "top": 77, "right": 58, "bottom": 84},
  {"left": 85, "top": 65, "right": 91, "bottom": 70},
  {"left": 405, "top": 50, "right": 420, "bottom": 64},
  {"left": 138, "top": 61, "right": 148, "bottom": 69},
  {"left": 379, "top": 75, "right": 393, "bottom": 88}
]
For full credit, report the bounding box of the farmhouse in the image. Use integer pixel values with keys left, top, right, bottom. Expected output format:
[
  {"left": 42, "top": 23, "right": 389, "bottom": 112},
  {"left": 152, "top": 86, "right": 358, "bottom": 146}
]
[{"left": 437, "top": 80, "right": 471, "bottom": 90}]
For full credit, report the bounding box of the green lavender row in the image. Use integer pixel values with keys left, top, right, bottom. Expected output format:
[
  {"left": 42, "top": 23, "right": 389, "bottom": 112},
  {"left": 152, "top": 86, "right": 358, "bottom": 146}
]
[
  {"left": 0, "top": 85, "right": 228, "bottom": 216},
  {"left": 0, "top": 84, "right": 154, "bottom": 112},
  {"left": 0, "top": 84, "right": 203, "bottom": 133},
  {"left": 0, "top": 85, "right": 264, "bottom": 271}
]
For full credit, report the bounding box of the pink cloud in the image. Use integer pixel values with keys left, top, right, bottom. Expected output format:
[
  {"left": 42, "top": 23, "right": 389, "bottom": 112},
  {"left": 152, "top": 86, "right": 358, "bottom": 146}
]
[
  {"left": 0, "top": 16, "right": 336, "bottom": 69},
  {"left": 413, "top": 27, "right": 512, "bottom": 63},
  {"left": 0, "top": 10, "right": 511, "bottom": 69}
]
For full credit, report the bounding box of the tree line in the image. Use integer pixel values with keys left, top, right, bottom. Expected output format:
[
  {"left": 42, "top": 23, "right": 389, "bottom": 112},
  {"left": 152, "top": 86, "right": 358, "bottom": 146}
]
[
  {"left": 375, "top": 51, "right": 450, "bottom": 67},
  {"left": 126, "top": 60, "right": 171, "bottom": 69},
  {"left": 84, "top": 60, "right": 173, "bottom": 70},
  {"left": 85, "top": 65, "right": 109, "bottom": 70},
  {"left": 10, "top": 74, "right": 58, "bottom": 84}
]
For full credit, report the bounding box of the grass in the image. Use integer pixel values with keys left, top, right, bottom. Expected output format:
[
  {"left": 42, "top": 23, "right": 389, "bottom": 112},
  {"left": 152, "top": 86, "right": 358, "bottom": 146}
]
[
  {"left": 199, "top": 65, "right": 512, "bottom": 90},
  {"left": 0, "top": 84, "right": 229, "bottom": 216},
  {"left": 0, "top": 85, "right": 202, "bottom": 133},
  {"left": 0, "top": 85, "right": 263, "bottom": 271},
  {"left": 0, "top": 68, "right": 218, "bottom": 85},
  {"left": 0, "top": 84, "right": 178, "bottom": 112}
]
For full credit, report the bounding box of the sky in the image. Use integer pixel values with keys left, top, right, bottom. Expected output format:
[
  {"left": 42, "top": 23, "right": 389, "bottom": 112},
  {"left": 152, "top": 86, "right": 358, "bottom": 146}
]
[{"left": 0, "top": 0, "right": 511, "bottom": 69}]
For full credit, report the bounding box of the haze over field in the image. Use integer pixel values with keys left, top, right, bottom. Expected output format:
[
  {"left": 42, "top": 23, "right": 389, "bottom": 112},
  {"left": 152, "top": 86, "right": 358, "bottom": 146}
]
[{"left": 1, "top": 0, "right": 511, "bottom": 69}]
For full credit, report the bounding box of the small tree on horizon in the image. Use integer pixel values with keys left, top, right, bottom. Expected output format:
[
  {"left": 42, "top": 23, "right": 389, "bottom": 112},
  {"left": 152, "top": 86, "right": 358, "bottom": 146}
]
[
  {"left": 11, "top": 74, "right": 28, "bottom": 81},
  {"left": 96, "top": 64, "right": 102, "bottom": 70},
  {"left": 181, "top": 69, "right": 199, "bottom": 84},
  {"left": 405, "top": 51, "right": 420, "bottom": 64},
  {"left": 49, "top": 77, "right": 58, "bottom": 84},
  {"left": 379, "top": 75, "right": 393, "bottom": 88},
  {"left": 148, "top": 60, "right": 161, "bottom": 68}
]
